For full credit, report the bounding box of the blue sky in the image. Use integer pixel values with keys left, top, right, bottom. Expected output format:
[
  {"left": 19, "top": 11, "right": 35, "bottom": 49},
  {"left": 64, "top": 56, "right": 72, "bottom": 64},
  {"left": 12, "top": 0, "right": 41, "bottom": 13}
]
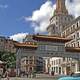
[
  {"left": 0, "top": 0, "right": 80, "bottom": 41},
  {"left": 0, "top": 0, "right": 55, "bottom": 37}
]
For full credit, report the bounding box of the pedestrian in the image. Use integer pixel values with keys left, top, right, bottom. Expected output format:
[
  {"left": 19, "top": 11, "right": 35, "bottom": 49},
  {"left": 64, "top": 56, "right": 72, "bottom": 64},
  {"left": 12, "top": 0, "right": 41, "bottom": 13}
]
[
  {"left": 0, "top": 68, "right": 3, "bottom": 80},
  {"left": 70, "top": 72, "right": 74, "bottom": 76},
  {"left": 26, "top": 71, "right": 28, "bottom": 78},
  {"left": 5, "top": 70, "right": 10, "bottom": 80},
  {"left": 51, "top": 71, "right": 54, "bottom": 76}
]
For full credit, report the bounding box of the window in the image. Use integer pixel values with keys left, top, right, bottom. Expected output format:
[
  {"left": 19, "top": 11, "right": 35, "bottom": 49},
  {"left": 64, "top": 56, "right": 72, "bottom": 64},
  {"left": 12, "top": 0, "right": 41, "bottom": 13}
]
[
  {"left": 73, "top": 25, "right": 75, "bottom": 29},
  {"left": 56, "top": 22, "right": 58, "bottom": 25},
  {"left": 56, "top": 60, "right": 58, "bottom": 64},
  {"left": 77, "top": 22, "right": 79, "bottom": 28},
  {"left": 77, "top": 32, "right": 79, "bottom": 38},
  {"left": 68, "top": 18, "right": 70, "bottom": 21},
  {"left": 54, "top": 67, "right": 55, "bottom": 72},
  {"left": 56, "top": 67, "right": 58, "bottom": 73},
  {"left": 52, "top": 67, "right": 54, "bottom": 71},
  {"left": 59, "top": 59, "right": 61, "bottom": 64},
  {"left": 73, "top": 43, "right": 75, "bottom": 47},
  {"left": 62, "top": 32, "right": 65, "bottom": 37},
  {"left": 68, "top": 58, "right": 71, "bottom": 61},
  {"left": 54, "top": 61, "right": 55, "bottom": 65},
  {"left": 66, "top": 28, "right": 70, "bottom": 35},
  {"left": 59, "top": 67, "right": 61, "bottom": 74},
  {"left": 78, "top": 42, "right": 79, "bottom": 47},
  {"left": 63, "top": 57, "right": 65, "bottom": 61},
  {"left": 65, "top": 17, "right": 67, "bottom": 21},
  {"left": 39, "top": 45, "right": 45, "bottom": 50},
  {"left": 73, "top": 35, "right": 75, "bottom": 39},
  {"left": 52, "top": 61, "right": 53, "bottom": 65},
  {"left": 71, "top": 43, "right": 73, "bottom": 47},
  {"left": 71, "top": 27, "right": 73, "bottom": 32},
  {"left": 30, "top": 56, "right": 32, "bottom": 58}
]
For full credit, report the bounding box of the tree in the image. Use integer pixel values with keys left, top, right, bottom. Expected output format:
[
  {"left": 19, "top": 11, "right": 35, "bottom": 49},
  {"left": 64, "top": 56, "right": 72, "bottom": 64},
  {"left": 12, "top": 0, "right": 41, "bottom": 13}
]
[{"left": 0, "top": 51, "right": 16, "bottom": 68}]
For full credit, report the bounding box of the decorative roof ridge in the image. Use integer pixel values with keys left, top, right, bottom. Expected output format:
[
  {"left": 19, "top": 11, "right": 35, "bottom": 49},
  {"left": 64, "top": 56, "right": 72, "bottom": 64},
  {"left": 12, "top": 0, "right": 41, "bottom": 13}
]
[
  {"left": 33, "top": 35, "right": 72, "bottom": 42},
  {"left": 33, "top": 34, "right": 71, "bottom": 39},
  {"left": 14, "top": 42, "right": 38, "bottom": 48}
]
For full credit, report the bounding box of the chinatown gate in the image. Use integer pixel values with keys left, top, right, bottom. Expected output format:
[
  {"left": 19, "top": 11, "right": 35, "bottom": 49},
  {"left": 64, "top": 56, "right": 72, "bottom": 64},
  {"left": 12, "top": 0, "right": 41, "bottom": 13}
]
[{"left": 14, "top": 35, "right": 80, "bottom": 76}]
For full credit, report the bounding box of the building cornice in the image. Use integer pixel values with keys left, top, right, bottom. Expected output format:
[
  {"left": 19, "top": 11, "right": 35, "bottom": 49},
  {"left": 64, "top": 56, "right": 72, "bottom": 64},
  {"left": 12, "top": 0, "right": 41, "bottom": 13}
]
[
  {"left": 32, "top": 35, "right": 71, "bottom": 43},
  {"left": 65, "top": 47, "right": 80, "bottom": 52}
]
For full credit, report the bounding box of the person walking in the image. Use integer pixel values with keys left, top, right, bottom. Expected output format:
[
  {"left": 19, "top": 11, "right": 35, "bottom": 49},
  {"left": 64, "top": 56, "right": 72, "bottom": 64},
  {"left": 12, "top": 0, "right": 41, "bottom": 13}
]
[
  {"left": 5, "top": 70, "right": 10, "bottom": 80},
  {"left": 0, "top": 68, "right": 3, "bottom": 80}
]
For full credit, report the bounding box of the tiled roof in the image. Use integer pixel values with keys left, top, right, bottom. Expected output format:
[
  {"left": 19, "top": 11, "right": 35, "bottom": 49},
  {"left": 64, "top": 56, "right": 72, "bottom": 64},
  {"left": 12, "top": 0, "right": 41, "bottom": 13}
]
[
  {"left": 14, "top": 42, "right": 37, "bottom": 49},
  {"left": 33, "top": 35, "right": 71, "bottom": 43}
]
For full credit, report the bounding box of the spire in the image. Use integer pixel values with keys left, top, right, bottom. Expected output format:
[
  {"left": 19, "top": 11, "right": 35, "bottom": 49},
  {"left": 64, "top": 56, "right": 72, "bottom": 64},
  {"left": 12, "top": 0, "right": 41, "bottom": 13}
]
[{"left": 54, "top": 0, "right": 68, "bottom": 15}]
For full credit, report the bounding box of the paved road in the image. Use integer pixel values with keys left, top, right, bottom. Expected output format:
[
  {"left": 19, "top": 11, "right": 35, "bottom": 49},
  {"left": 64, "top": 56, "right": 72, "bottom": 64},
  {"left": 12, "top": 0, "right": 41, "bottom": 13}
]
[{"left": 1, "top": 74, "right": 58, "bottom": 80}]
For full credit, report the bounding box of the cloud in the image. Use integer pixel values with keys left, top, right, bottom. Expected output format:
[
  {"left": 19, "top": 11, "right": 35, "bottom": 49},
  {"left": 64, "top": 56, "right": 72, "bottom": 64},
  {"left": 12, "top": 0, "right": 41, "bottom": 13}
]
[
  {"left": 66, "top": 0, "right": 80, "bottom": 17},
  {"left": 0, "top": 4, "right": 8, "bottom": 9},
  {"left": 10, "top": 33, "right": 28, "bottom": 42},
  {"left": 25, "top": 0, "right": 80, "bottom": 33},
  {"left": 25, "top": 1, "right": 56, "bottom": 33}
]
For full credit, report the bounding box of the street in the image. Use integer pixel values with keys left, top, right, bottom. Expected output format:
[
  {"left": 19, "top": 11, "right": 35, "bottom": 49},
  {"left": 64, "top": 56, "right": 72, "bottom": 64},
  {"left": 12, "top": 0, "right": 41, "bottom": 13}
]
[
  {"left": 1, "top": 77, "right": 58, "bottom": 80},
  {"left": 1, "top": 74, "right": 58, "bottom": 80}
]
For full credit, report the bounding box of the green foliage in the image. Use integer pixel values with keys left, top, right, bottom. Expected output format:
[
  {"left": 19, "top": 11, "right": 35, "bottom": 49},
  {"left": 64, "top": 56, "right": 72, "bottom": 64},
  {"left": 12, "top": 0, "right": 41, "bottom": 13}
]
[{"left": 0, "top": 51, "right": 16, "bottom": 68}]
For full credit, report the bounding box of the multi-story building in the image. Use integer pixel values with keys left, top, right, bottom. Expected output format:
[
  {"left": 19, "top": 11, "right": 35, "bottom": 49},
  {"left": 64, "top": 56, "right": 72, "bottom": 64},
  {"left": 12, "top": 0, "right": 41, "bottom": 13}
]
[
  {"left": 4, "top": 38, "right": 16, "bottom": 53},
  {"left": 61, "top": 57, "right": 78, "bottom": 75},
  {"left": 0, "top": 36, "right": 5, "bottom": 52},
  {"left": 47, "top": 0, "right": 74, "bottom": 36},
  {"left": 61, "top": 16, "right": 80, "bottom": 48},
  {"left": 15, "top": 41, "right": 45, "bottom": 74},
  {"left": 46, "top": 0, "right": 80, "bottom": 75},
  {"left": 15, "top": 0, "right": 80, "bottom": 76},
  {"left": 49, "top": 57, "right": 78, "bottom": 75},
  {"left": 20, "top": 56, "right": 44, "bottom": 73},
  {"left": 49, "top": 57, "right": 63, "bottom": 75},
  {"left": 0, "top": 36, "right": 16, "bottom": 53}
]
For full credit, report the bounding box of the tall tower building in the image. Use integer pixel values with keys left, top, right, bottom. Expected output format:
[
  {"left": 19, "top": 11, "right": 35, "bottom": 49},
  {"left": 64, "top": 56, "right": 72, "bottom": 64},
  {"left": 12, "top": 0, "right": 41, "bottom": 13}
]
[
  {"left": 47, "top": 0, "right": 74, "bottom": 36},
  {"left": 54, "top": 0, "right": 68, "bottom": 15}
]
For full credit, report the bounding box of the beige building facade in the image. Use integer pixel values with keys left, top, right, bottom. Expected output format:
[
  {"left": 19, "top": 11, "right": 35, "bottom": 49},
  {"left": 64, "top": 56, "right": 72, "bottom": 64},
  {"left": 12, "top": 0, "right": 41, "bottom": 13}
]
[
  {"left": 0, "top": 36, "right": 16, "bottom": 53},
  {"left": 46, "top": 0, "right": 80, "bottom": 75}
]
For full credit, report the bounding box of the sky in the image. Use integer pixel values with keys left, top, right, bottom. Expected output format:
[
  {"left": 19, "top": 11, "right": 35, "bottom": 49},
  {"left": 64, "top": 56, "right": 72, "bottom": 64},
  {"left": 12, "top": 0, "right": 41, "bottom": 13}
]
[{"left": 0, "top": 0, "right": 80, "bottom": 42}]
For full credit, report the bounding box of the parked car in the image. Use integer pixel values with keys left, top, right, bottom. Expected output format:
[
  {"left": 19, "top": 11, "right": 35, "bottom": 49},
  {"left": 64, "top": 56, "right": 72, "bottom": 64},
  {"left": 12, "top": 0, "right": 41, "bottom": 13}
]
[{"left": 58, "top": 72, "right": 80, "bottom": 80}]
